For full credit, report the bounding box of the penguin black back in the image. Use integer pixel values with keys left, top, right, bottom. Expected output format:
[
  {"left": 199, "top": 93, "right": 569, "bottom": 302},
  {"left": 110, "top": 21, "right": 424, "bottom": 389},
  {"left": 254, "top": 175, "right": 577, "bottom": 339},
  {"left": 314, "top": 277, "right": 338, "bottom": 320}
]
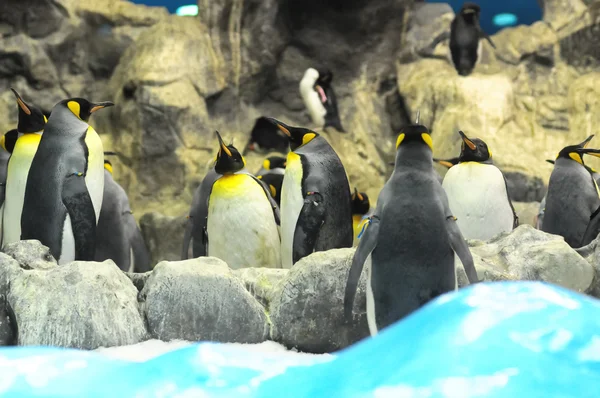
[
  {"left": 351, "top": 188, "right": 370, "bottom": 216},
  {"left": 243, "top": 117, "right": 290, "bottom": 155},
  {"left": 257, "top": 173, "right": 284, "bottom": 206}
]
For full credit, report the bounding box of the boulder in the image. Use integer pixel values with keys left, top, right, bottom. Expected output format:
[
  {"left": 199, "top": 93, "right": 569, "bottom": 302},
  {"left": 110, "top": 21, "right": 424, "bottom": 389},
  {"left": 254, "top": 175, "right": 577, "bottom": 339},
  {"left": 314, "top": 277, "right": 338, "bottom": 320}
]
[
  {"left": 2, "top": 240, "right": 57, "bottom": 270},
  {"left": 270, "top": 248, "right": 369, "bottom": 354},
  {"left": 233, "top": 267, "right": 289, "bottom": 310},
  {"left": 140, "top": 257, "right": 269, "bottom": 343},
  {"left": 6, "top": 259, "right": 146, "bottom": 349}
]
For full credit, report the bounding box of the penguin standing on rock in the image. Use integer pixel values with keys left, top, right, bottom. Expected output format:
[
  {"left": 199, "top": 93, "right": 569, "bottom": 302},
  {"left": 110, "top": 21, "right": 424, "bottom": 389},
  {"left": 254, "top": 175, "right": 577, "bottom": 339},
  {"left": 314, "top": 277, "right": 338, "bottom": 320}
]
[
  {"left": 267, "top": 118, "right": 353, "bottom": 269},
  {"left": 20, "top": 98, "right": 113, "bottom": 264},
  {"left": 449, "top": 3, "right": 496, "bottom": 76},
  {"left": 442, "top": 130, "right": 518, "bottom": 241},
  {"left": 2, "top": 89, "right": 47, "bottom": 248},
  {"left": 299, "top": 68, "right": 345, "bottom": 132},
  {"left": 344, "top": 114, "right": 479, "bottom": 336}
]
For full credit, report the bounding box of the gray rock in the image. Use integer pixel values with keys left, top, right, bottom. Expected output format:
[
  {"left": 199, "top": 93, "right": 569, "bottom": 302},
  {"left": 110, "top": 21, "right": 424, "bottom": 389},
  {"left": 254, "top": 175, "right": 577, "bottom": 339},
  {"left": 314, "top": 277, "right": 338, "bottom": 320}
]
[
  {"left": 140, "top": 257, "right": 269, "bottom": 343},
  {"left": 233, "top": 267, "right": 289, "bottom": 311},
  {"left": 7, "top": 259, "right": 146, "bottom": 349},
  {"left": 575, "top": 235, "right": 600, "bottom": 298},
  {"left": 0, "top": 253, "right": 21, "bottom": 346},
  {"left": 539, "top": 0, "right": 588, "bottom": 30},
  {"left": 270, "top": 248, "right": 369, "bottom": 354},
  {"left": 2, "top": 240, "right": 57, "bottom": 270},
  {"left": 125, "top": 271, "right": 152, "bottom": 292},
  {"left": 139, "top": 212, "right": 187, "bottom": 265},
  {"left": 400, "top": 2, "right": 454, "bottom": 61}
]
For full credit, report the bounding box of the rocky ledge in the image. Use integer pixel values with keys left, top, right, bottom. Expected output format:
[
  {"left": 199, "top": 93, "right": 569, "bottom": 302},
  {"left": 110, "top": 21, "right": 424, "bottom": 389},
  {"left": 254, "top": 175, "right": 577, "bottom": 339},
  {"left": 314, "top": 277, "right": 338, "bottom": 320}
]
[{"left": 1, "top": 225, "right": 599, "bottom": 354}]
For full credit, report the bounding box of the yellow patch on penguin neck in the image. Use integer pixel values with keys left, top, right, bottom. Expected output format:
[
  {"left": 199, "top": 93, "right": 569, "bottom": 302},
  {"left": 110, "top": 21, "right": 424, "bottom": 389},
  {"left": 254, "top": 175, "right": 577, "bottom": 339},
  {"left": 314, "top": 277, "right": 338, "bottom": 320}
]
[
  {"left": 0, "top": 135, "right": 5, "bottom": 151},
  {"left": 104, "top": 163, "right": 113, "bottom": 174},
  {"left": 302, "top": 133, "right": 316, "bottom": 146},
  {"left": 269, "top": 184, "right": 277, "bottom": 197},
  {"left": 569, "top": 152, "right": 584, "bottom": 164},
  {"left": 395, "top": 133, "right": 405, "bottom": 149},
  {"left": 67, "top": 101, "right": 81, "bottom": 119},
  {"left": 421, "top": 133, "right": 433, "bottom": 150},
  {"left": 263, "top": 159, "right": 271, "bottom": 170}
]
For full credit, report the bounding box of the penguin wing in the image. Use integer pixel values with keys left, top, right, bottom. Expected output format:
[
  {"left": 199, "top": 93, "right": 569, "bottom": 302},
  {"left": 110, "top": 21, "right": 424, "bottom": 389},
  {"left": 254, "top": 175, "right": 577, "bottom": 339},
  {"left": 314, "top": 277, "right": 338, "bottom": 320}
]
[
  {"left": 344, "top": 214, "right": 380, "bottom": 323},
  {"left": 62, "top": 173, "right": 97, "bottom": 261},
  {"left": 582, "top": 205, "right": 600, "bottom": 247},
  {"left": 502, "top": 174, "right": 519, "bottom": 228},
  {"left": 477, "top": 25, "right": 496, "bottom": 49},
  {"left": 181, "top": 218, "right": 193, "bottom": 260},
  {"left": 292, "top": 191, "right": 327, "bottom": 264},
  {"left": 249, "top": 174, "right": 280, "bottom": 225},
  {"left": 190, "top": 169, "right": 220, "bottom": 258},
  {"left": 127, "top": 215, "right": 152, "bottom": 272}
]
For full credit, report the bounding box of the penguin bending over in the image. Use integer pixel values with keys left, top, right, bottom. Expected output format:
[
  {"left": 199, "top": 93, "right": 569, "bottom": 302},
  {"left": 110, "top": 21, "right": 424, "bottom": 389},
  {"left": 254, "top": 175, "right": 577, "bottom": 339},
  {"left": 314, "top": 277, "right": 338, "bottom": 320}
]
[
  {"left": 442, "top": 131, "right": 518, "bottom": 241},
  {"left": 20, "top": 98, "right": 113, "bottom": 264},
  {"left": 2, "top": 89, "right": 47, "bottom": 248},
  {"left": 542, "top": 136, "right": 600, "bottom": 248},
  {"left": 194, "top": 131, "right": 281, "bottom": 269},
  {"left": 95, "top": 158, "right": 151, "bottom": 272},
  {"left": 243, "top": 117, "right": 289, "bottom": 155},
  {"left": 351, "top": 188, "right": 371, "bottom": 246},
  {"left": 449, "top": 3, "right": 496, "bottom": 76},
  {"left": 344, "top": 116, "right": 479, "bottom": 336},
  {"left": 267, "top": 118, "right": 353, "bottom": 269}
]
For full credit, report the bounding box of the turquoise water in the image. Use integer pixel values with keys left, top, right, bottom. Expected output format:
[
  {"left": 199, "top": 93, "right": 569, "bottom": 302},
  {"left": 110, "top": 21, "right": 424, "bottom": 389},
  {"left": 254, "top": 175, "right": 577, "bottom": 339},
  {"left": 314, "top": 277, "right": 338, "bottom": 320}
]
[{"left": 1, "top": 281, "right": 599, "bottom": 397}]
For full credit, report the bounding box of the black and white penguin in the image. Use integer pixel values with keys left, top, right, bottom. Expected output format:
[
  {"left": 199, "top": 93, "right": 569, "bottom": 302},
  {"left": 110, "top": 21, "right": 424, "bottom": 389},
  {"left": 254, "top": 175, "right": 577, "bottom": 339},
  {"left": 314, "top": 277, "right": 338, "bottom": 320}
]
[
  {"left": 255, "top": 155, "right": 286, "bottom": 177},
  {"left": 442, "top": 130, "right": 518, "bottom": 241},
  {"left": 95, "top": 158, "right": 152, "bottom": 272},
  {"left": 257, "top": 173, "right": 284, "bottom": 207},
  {"left": 20, "top": 97, "right": 113, "bottom": 264},
  {"left": 243, "top": 117, "right": 290, "bottom": 155},
  {"left": 299, "top": 68, "right": 345, "bottom": 132},
  {"left": 2, "top": 89, "right": 47, "bottom": 248},
  {"left": 344, "top": 115, "right": 479, "bottom": 336},
  {"left": 351, "top": 188, "right": 371, "bottom": 246},
  {"left": 267, "top": 118, "right": 353, "bottom": 269},
  {"left": 449, "top": 3, "right": 496, "bottom": 76}
]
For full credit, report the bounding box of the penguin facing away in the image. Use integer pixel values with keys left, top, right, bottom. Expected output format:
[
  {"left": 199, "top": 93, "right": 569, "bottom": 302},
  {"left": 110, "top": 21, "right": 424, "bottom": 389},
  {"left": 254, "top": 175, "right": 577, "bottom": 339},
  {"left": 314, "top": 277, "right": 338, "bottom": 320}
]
[
  {"left": 351, "top": 188, "right": 371, "bottom": 246},
  {"left": 541, "top": 135, "right": 600, "bottom": 248},
  {"left": 2, "top": 89, "right": 47, "bottom": 248},
  {"left": 449, "top": 3, "right": 496, "bottom": 76},
  {"left": 243, "top": 117, "right": 289, "bottom": 155},
  {"left": 204, "top": 131, "right": 281, "bottom": 269},
  {"left": 20, "top": 98, "right": 113, "bottom": 264},
  {"left": 257, "top": 173, "right": 284, "bottom": 207},
  {"left": 344, "top": 115, "right": 478, "bottom": 336},
  {"left": 266, "top": 118, "right": 353, "bottom": 269},
  {"left": 442, "top": 130, "right": 518, "bottom": 241},
  {"left": 255, "top": 155, "right": 286, "bottom": 177}
]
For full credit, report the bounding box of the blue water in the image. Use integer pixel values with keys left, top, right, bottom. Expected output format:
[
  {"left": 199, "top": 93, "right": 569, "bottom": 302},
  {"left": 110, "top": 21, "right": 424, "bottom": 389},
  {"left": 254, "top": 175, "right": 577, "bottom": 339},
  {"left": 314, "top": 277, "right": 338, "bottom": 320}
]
[{"left": 1, "top": 281, "right": 600, "bottom": 397}]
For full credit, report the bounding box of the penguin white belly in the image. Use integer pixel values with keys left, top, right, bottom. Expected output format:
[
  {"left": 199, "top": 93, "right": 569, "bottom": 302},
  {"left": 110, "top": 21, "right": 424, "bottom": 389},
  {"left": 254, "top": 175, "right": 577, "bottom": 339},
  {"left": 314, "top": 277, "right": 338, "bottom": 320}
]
[
  {"left": 84, "top": 126, "right": 105, "bottom": 223},
  {"left": 299, "top": 73, "right": 326, "bottom": 127},
  {"left": 280, "top": 152, "right": 304, "bottom": 269},
  {"left": 59, "top": 213, "right": 76, "bottom": 265},
  {"left": 366, "top": 254, "right": 378, "bottom": 337},
  {"left": 3, "top": 133, "right": 42, "bottom": 246},
  {"left": 207, "top": 174, "right": 281, "bottom": 269},
  {"left": 442, "top": 163, "right": 514, "bottom": 241}
]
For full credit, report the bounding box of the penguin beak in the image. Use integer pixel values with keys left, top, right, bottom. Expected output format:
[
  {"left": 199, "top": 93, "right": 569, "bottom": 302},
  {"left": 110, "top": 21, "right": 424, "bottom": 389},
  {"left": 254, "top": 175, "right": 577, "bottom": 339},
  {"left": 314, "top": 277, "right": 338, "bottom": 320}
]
[
  {"left": 459, "top": 130, "right": 476, "bottom": 150},
  {"left": 10, "top": 88, "right": 31, "bottom": 115},
  {"left": 434, "top": 158, "right": 455, "bottom": 169},
  {"left": 576, "top": 148, "right": 600, "bottom": 158},
  {"left": 90, "top": 101, "right": 115, "bottom": 113},
  {"left": 265, "top": 118, "right": 291, "bottom": 138},
  {"left": 578, "top": 135, "right": 595, "bottom": 148},
  {"left": 545, "top": 159, "right": 555, "bottom": 165},
  {"left": 357, "top": 191, "right": 364, "bottom": 201},
  {"left": 215, "top": 130, "right": 232, "bottom": 157}
]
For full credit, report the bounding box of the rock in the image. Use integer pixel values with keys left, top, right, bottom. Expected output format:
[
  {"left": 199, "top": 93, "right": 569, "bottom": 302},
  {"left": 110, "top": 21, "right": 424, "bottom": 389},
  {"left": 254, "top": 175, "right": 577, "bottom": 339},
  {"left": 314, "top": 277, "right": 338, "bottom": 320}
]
[
  {"left": 7, "top": 259, "right": 146, "bottom": 349},
  {"left": 513, "top": 201, "right": 542, "bottom": 227},
  {"left": 140, "top": 257, "right": 269, "bottom": 343},
  {"left": 270, "top": 248, "right": 369, "bottom": 354},
  {"left": 575, "top": 235, "right": 600, "bottom": 298},
  {"left": 125, "top": 271, "right": 152, "bottom": 292},
  {"left": 139, "top": 212, "right": 187, "bottom": 265},
  {"left": 233, "top": 267, "right": 289, "bottom": 310},
  {"left": 400, "top": 2, "right": 454, "bottom": 61},
  {"left": 0, "top": 253, "right": 21, "bottom": 346},
  {"left": 539, "top": 0, "right": 588, "bottom": 31},
  {"left": 2, "top": 240, "right": 57, "bottom": 270}
]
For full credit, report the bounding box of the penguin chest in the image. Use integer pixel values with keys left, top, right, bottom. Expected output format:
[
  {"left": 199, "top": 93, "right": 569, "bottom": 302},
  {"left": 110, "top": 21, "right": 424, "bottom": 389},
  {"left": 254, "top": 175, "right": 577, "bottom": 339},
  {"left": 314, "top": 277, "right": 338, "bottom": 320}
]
[
  {"left": 299, "top": 77, "right": 326, "bottom": 127},
  {"left": 442, "top": 163, "right": 513, "bottom": 241},
  {"left": 207, "top": 174, "right": 280, "bottom": 269},
  {"left": 3, "top": 133, "right": 42, "bottom": 245},
  {"left": 84, "top": 126, "right": 105, "bottom": 223},
  {"left": 280, "top": 152, "right": 304, "bottom": 269}
]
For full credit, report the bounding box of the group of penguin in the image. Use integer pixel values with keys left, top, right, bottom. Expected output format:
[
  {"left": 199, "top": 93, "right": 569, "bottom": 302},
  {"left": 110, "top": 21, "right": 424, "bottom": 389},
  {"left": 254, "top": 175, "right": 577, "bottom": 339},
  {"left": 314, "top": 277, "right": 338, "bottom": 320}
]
[{"left": 0, "top": 89, "right": 151, "bottom": 272}]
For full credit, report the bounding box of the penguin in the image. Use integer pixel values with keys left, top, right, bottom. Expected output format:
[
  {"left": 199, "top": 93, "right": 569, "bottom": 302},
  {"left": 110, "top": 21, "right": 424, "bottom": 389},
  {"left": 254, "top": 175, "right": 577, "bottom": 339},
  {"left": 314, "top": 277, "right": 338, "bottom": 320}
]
[
  {"left": 433, "top": 156, "right": 460, "bottom": 183},
  {"left": 243, "top": 117, "right": 289, "bottom": 155},
  {"left": 0, "top": 134, "right": 13, "bottom": 239},
  {"left": 299, "top": 68, "right": 345, "bottom": 132},
  {"left": 315, "top": 68, "right": 345, "bottom": 132},
  {"left": 255, "top": 155, "right": 286, "bottom": 177},
  {"left": 351, "top": 188, "right": 371, "bottom": 246},
  {"left": 266, "top": 118, "right": 353, "bottom": 269},
  {"left": 20, "top": 97, "right": 113, "bottom": 264},
  {"left": 442, "top": 130, "right": 518, "bottom": 241},
  {"left": 95, "top": 158, "right": 151, "bottom": 272},
  {"left": 2, "top": 89, "right": 47, "bottom": 248},
  {"left": 256, "top": 173, "right": 284, "bottom": 207},
  {"left": 449, "top": 3, "right": 496, "bottom": 77},
  {"left": 344, "top": 114, "right": 479, "bottom": 336},
  {"left": 194, "top": 131, "right": 281, "bottom": 269},
  {"left": 541, "top": 136, "right": 600, "bottom": 248}
]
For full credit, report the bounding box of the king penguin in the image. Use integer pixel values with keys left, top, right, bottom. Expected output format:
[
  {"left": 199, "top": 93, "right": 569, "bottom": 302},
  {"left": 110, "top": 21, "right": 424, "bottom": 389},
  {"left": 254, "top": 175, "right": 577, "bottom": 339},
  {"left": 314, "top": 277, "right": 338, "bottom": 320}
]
[
  {"left": 194, "top": 131, "right": 281, "bottom": 269},
  {"left": 344, "top": 113, "right": 479, "bottom": 336},
  {"left": 541, "top": 136, "right": 600, "bottom": 248},
  {"left": 433, "top": 156, "right": 460, "bottom": 183},
  {"left": 20, "top": 97, "right": 113, "bottom": 264},
  {"left": 449, "top": 3, "right": 496, "bottom": 76},
  {"left": 256, "top": 155, "right": 286, "bottom": 177},
  {"left": 243, "top": 117, "right": 290, "bottom": 155},
  {"left": 267, "top": 118, "right": 353, "bottom": 269},
  {"left": 351, "top": 188, "right": 371, "bottom": 246},
  {"left": 2, "top": 89, "right": 47, "bottom": 248},
  {"left": 442, "top": 130, "right": 518, "bottom": 241},
  {"left": 95, "top": 158, "right": 151, "bottom": 272}
]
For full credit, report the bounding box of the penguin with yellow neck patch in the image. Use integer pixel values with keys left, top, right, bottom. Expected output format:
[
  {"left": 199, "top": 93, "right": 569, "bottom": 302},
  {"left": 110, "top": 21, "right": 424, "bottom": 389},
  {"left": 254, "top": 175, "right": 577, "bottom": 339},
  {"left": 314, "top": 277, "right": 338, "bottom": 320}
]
[
  {"left": 20, "top": 97, "right": 113, "bottom": 264},
  {"left": 2, "top": 89, "right": 47, "bottom": 248},
  {"left": 255, "top": 155, "right": 286, "bottom": 207},
  {"left": 266, "top": 118, "right": 353, "bottom": 269},
  {"left": 442, "top": 130, "right": 518, "bottom": 241},
  {"left": 351, "top": 188, "right": 371, "bottom": 246},
  {"left": 542, "top": 135, "right": 600, "bottom": 248},
  {"left": 202, "top": 131, "right": 281, "bottom": 269}
]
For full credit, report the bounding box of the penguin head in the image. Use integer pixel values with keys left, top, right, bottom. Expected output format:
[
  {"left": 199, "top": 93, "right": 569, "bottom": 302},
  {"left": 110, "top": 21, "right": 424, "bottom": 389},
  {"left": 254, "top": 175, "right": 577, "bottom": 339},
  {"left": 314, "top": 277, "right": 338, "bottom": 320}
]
[
  {"left": 214, "top": 131, "right": 246, "bottom": 175},
  {"left": 555, "top": 135, "right": 595, "bottom": 165},
  {"left": 262, "top": 156, "right": 286, "bottom": 171},
  {"left": 266, "top": 118, "right": 319, "bottom": 151},
  {"left": 10, "top": 88, "right": 46, "bottom": 134},
  {"left": 58, "top": 98, "right": 114, "bottom": 122},
  {"left": 1, "top": 129, "right": 18, "bottom": 154},
  {"left": 243, "top": 117, "right": 289, "bottom": 155},
  {"left": 457, "top": 131, "right": 491, "bottom": 162},
  {"left": 433, "top": 157, "right": 460, "bottom": 169},
  {"left": 395, "top": 123, "right": 433, "bottom": 151},
  {"left": 459, "top": 3, "right": 481, "bottom": 21},
  {"left": 257, "top": 173, "right": 283, "bottom": 205},
  {"left": 351, "top": 188, "right": 370, "bottom": 215},
  {"left": 317, "top": 69, "right": 333, "bottom": 86},
  {"left": 104, "top": 159, "right": 113, "bottom": 175}
]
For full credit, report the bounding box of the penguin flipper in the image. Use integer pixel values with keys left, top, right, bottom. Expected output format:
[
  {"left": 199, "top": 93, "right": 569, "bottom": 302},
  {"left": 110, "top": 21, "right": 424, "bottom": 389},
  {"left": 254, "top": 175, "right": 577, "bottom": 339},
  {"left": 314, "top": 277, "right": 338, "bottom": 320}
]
[
  {"left": 250, "top": 174, "right": 281, "bottom": 225},
  {"left": 128, "top": 216, "right": 152, "bottom": 272},
  {"left": 446, "top": 215, "right": 479, "bottom": 284},
  {"left": 344, "top": 215, "right": 380, "bottom": 323},
  {"left": 292, "top": 191, "right": 326, "bottom": 263},
  {"left": 479, "top": 28, "right": 496, "bottom": 49},
  {"left": 62, "top": 173, "right": 97, "bottom": 261},
  {"left": 502, "top": 175, "right": 519, "bottom": 228},
  {"left": 582, "top": 205, "right": 600, "bottom": 246}
]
